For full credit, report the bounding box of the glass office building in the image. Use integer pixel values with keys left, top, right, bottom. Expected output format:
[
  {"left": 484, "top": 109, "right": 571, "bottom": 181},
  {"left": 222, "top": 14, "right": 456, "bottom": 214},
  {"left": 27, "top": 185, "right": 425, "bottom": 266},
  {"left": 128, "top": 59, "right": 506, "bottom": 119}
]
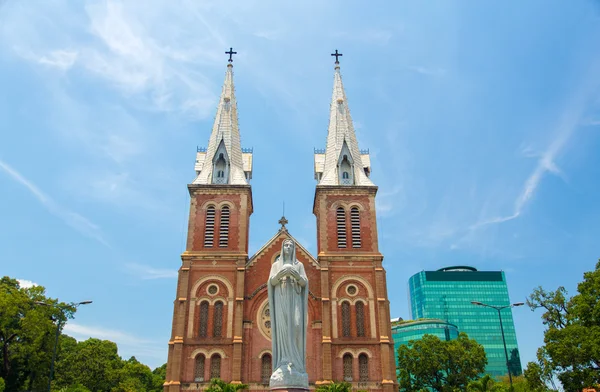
[
  {"left": 409, "top": 266, "right": 522, "bottom": 378},
  {"left": 391, "top": 318, "right": 459, "bottom": 373}
]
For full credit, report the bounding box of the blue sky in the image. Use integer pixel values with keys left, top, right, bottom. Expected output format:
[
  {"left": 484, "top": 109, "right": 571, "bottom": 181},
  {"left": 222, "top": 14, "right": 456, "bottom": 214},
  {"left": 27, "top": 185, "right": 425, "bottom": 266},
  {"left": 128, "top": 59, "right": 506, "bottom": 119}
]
[{"left": 1, "top": 0, "right": 600, "bottom": 371}]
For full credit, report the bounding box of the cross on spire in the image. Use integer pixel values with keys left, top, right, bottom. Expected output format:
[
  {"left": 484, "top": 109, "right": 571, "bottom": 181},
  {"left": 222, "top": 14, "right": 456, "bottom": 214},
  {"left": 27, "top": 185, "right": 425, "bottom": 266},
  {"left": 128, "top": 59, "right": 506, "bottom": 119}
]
[
  {"left": 331, "top": 49, "right": 343, "bottom": 64},
  {"left": 278, "top": 216, "right": 288, "bottom": 230},
  {"left": 225, "top": 47, "right": 237, "bottom": 63}
]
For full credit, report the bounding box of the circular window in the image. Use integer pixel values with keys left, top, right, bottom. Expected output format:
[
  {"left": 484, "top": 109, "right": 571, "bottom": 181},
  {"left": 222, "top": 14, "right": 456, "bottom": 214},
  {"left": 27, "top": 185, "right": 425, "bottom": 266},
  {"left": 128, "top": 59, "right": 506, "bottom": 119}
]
[
  {"left": 257, "top": 299, "right": 271, "bottom": 341},
  {"left": 346, "top": 284, "right": 358, "bottom": 296},
  {"left": 207, "top": 284, "right": 219, "bottom": 295}
]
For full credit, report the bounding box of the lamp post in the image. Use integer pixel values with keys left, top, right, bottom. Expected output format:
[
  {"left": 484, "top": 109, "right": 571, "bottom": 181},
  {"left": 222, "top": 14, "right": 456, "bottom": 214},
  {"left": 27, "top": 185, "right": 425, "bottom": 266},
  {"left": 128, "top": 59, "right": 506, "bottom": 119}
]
[
  {"left": 471, "top": 301, "right": 523, "bottom": 390},
  {"left": 34, "top": 300, "right": 92, "bottom": 392}
]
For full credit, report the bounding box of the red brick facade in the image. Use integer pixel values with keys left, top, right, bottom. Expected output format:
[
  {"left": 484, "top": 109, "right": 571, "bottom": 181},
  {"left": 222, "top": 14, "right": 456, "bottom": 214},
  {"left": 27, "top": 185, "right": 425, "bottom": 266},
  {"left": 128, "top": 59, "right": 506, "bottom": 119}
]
[{"left": 163, "top": 182, "right": 397, "bottom": 392}]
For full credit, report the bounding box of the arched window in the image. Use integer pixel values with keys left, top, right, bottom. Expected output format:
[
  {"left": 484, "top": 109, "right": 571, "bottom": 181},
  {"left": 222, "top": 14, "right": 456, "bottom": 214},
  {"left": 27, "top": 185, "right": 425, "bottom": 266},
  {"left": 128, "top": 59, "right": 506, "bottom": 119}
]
[
  {"left": 199, "top": 301, "right": 209, "bottom": 338},
  {"left": 343, "top": 354, "right": 353, "bottom": 382},
  {"left": 204, "top": 206, "right": 215, "bottom": 247},
  {"left": 337, "top": 207, "right": 347, "bottom": 248},
  {"left": 194, "top": 354, "right": 205, "bottom": 382},
  {"left": 359, "top": 354, "right": 369, "bottom": 381},
  {"left": 356, "top": 301, "right": 365, "bottom": 337},
  {"left": 342, "top": 171, "right": 349, "bottom": 179},
  {"left": 213, "top": 301, "right": 223, "bottom": 337},
  {"left": 261, "top": 354, "right": 272, "bottom": 384},
  {"left": 351, "top": 207, "right": 361, "bottom": 248},
  {"left": 339, "top": 156, "right": 353, "bottom": 185},
  {"left": 212, "top": 142, "right": 229, "bottom": 184},
  {"left": 210, "top": 354, "right": 221, "bottom": 379},
  {"left": 219, "top": 206, "right": 230, "bottom": 248},
  {"left": 341, "top": 301, "right": 351, "bottom": 337}
]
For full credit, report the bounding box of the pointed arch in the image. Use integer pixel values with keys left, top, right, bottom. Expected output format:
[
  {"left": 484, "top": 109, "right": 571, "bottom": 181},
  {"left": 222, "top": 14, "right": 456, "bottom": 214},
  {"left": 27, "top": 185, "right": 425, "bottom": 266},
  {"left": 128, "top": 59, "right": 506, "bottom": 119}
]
[
  {"left": 212, "top": 140, "right": 229, "bottom": 184},
  {"left": 338, "top": 141, "right": 354, "bottom": 185}
]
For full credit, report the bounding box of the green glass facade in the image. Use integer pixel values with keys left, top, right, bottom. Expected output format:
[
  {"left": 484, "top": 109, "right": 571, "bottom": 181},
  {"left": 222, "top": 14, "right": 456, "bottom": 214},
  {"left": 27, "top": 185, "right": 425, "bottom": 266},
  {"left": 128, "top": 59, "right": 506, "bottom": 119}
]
[
  {"left": 409, "top": 266, "right": 522, "bottom": 378},
  {"left": 391, "top": 319, "right": 459, "bottom": 373}
]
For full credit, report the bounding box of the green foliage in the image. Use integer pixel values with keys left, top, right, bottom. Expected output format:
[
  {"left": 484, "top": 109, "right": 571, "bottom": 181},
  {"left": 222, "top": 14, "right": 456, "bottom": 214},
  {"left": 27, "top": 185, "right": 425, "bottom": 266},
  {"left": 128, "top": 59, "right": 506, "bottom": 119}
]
[
  {"left": 527, "top": 260, "right": 600, "bottom": 390},
  {"left": 397, "top": 332, "right": 487, "bottom": 392},
  {"left": 0, "top": 377, "right": 4, "bottom": 392},
  {"left": 204, "top": 378, "right": 248, "bottom": 392},
  {"left": 467, "top": 374, "right": 507, "bottom": 391},
  {"left": 315, "top": 381, "right": 352, "bottom": 392},
  {"left": 0, "top": 276, "right": 75, "bottom": 391},
  {"left": 57, "top": 384, "right": 92, "bottom": 392}
]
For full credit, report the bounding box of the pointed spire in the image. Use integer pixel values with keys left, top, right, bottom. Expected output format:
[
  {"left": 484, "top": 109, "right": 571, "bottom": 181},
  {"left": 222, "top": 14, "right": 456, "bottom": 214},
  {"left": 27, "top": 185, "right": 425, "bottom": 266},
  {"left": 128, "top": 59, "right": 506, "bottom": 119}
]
[
  {"left": 314, "top": 60, "right": 373, "bottom": 186},
  {"left": 193, "top": 61, "right": 251, "bottom": 185}
]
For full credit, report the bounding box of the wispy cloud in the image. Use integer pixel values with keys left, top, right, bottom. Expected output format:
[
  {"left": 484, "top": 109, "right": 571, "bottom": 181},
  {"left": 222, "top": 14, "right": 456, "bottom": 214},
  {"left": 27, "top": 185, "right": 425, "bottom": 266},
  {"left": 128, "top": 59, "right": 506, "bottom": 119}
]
[
  {"left": 0, "top": 159, "right": 109, "bottom": 246},
  {"left": 15, "top": 48, "right": 78, "bottom": 70},
  {"left": 64, "top": 322, "right": 165, "bottom": 362},
  {"left": 125, "top": 263, "right": 177, "bottom": 279},
  {"left": 17, "top": 279, "right": 37, "bottom": 288}
]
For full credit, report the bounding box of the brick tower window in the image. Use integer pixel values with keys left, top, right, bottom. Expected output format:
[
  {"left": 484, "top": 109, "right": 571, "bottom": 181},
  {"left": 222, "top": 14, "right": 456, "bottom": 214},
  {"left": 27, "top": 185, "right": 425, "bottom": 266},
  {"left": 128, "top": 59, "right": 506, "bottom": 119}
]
[
  {"left": 351, "top": 207, "right": 361, "bottom": 248},
  {"left": 337, "top": 207, "right": 347, "bottom": 248},
  {"left": 359, "top": 353, "right": 369, "bottom": 381},
  {"left": 210, "top": 354, "right": 221, "bottom": 379},
  {"left": 199, "top": 301, "right": 209, "bottom": 338},
  {"left": 204, "top": 206, "right": 215, "bottom": 247},
  {"left": 213, "top": 301, "right": 223, "bottom": 337},
  {"left": 219, "top": 206, "right": 230, "bottom": 247},
  {"left": 341, "top": 301, "right": 351, "bottom": 337},
  {"left": 356, "top": 301, "right": 365, "bottom": 337},
  {"left": 194, "top": 354, "right": 205, "bottom": 382},
  {"left": 261, "top": 354, "right": 272, "bottom": 384},
  {"left": 343, "top": 354, "right": 353, "bottom": 382}
]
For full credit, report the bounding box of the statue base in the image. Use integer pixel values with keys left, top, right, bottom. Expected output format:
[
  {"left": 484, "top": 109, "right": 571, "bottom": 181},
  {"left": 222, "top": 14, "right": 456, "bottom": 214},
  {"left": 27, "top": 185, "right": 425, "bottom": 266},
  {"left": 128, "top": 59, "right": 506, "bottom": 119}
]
[{"left": 269, "top": 364, "right": 309, "bottom": 392}]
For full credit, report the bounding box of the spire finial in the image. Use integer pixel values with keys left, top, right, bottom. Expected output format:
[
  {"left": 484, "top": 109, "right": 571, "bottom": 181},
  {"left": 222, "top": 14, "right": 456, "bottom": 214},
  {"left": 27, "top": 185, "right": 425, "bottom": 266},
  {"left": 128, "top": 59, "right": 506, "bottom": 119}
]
[
  {"left": 331, "top": 49, "right": 343, "bottom": 65},
  {"left": 278, "top": 215, "right": 288, "bottom": 231},
  {"left": 225, "top": 47, "right": 237, "bottom": 63}
]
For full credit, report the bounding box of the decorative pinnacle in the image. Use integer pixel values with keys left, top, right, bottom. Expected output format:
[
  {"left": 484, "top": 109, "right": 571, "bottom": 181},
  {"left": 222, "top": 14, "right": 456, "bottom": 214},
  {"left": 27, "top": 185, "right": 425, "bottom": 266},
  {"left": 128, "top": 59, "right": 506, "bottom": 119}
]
[
  {"left": 331, "top": 49, "right": 343, "bottom": 64},
  {"left": 225, "top": 47, "right": 237, "bottom": 63}
]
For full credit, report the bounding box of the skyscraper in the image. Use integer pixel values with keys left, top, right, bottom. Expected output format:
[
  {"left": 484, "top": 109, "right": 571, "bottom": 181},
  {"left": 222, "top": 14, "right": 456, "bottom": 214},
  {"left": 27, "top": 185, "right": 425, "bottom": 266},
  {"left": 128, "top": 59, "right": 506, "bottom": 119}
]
[{"left": 408, "top": 266, "right": 522, "bottom": 378}]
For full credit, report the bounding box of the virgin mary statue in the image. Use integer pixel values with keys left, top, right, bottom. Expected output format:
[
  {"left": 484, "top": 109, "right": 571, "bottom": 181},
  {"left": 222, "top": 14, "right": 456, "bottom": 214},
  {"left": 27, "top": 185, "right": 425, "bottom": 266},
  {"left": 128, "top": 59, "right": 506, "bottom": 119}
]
[{"left": 267, "top": 239, "right": 309, "bottom": 390}]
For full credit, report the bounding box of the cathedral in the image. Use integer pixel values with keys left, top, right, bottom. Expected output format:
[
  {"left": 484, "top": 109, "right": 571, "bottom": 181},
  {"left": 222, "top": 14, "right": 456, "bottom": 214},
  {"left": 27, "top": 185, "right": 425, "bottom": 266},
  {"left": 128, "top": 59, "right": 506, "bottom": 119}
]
[{"left": 163, "top": 51, "right": 397, "bottom": 392}]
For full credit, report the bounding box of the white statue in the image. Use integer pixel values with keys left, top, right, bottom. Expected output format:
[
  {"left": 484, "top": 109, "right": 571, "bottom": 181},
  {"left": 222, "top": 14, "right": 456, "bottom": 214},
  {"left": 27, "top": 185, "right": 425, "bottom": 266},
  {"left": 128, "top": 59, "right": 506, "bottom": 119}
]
[{"left": 268, "top": 239, "right": 309, "bottom": 390}]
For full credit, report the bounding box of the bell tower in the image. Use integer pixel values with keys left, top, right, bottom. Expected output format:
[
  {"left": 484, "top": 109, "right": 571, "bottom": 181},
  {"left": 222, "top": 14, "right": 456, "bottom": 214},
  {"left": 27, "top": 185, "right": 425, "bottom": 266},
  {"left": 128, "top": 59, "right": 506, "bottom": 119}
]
[
  {"left": 164, "top": 54, "right": 253, "bottom": 391},
  {"left": 313, "top": 53, "right": 397, "bottom": 391}
]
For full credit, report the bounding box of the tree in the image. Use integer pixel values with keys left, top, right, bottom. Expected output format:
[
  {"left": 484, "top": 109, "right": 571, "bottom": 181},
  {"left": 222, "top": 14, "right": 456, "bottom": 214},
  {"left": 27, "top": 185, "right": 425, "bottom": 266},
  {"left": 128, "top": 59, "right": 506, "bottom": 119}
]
[
  {"left": 527, "top": 260, "right": 600, "bottom": 390},
  {"left": 204, "top": 378, "right": 248, "bottom": 392},
  {"left": 0, "top": 277, "right": 75, "bottom": 391},
  {"left": 0, "top": 377, "right": 4, "bottom": 392},
  {"left": 315, "top": 381, "right": 352, "bottom": 392},
  {"left": 467, "top": 374, "right": 506, "bottom": 391},
  {"left": 397, "top": 332, "right": 487, "bottom": 392}
]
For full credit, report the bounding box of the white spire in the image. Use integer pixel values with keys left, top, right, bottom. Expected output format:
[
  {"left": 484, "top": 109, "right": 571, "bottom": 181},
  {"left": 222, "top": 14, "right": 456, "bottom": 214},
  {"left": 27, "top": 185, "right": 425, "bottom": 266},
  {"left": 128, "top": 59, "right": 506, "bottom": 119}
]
[
  {"left": 193, "top": 63, "right": 252, "bottom": 185},
  {"left": 314, "top": 63, "right": 373, "bottom": 186}
]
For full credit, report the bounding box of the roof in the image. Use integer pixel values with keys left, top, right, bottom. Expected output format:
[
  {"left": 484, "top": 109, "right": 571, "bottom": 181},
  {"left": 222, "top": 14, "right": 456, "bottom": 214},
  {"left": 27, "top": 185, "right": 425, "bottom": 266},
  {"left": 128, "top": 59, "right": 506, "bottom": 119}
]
[{"left": 246, "top": 228, "right": 319, "bottom": 269}]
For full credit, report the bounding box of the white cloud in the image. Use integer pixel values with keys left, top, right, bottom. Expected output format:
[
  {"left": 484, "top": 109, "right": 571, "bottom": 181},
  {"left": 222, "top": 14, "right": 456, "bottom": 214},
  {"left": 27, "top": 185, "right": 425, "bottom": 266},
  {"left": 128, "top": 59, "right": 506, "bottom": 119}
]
[
  {"left": 15, "top": 48, "right": 78, "bottom": 70},
  {"left": 17, "top": 279, "right": 37, "bottom": 288},
  {"left": 125, "top": 263, "right": 178, "bottom": 279},
  {"left": 0, "top": 159, "right": 108, "bottom": 246}
]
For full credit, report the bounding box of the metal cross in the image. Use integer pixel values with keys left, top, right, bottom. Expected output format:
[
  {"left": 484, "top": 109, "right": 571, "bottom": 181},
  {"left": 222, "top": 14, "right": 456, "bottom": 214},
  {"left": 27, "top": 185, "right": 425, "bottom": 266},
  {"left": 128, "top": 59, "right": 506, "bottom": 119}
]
[
  {"left": 278, "top": 216, "right": 288, "bottom": 229},
  {"left": 331, "top": 49, "right": 343, "bottom": 64},
  {"left": 225, "top": 47, "right": 237, "bottom": 63}
]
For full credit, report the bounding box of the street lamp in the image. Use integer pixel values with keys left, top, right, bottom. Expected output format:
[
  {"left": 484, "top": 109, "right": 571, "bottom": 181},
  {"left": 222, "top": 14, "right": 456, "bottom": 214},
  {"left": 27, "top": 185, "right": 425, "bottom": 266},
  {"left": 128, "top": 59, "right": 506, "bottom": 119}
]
[
  {"left": 471, "top": 301, "right": 524, "bottom": 390},
  {"left": 34, "top": 300, "right": 93, "bottom": 392}
]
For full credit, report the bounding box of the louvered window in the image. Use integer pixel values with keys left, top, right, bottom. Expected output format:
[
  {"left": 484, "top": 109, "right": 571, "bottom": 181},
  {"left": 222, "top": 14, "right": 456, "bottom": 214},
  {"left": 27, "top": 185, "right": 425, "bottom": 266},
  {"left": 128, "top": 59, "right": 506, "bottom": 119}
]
[
  {"left": 210, "top": 355, "right": 221, "bottom": 379},
  {"left": 213, "top": 301, "right": 223, "bottom": 337},
  {"left": 199, "top": 301, "right": 209, "bottom": 338},
  {"left": 194, "top": 354, "right": 205, "bottom": 382},
  {"left": 219, "top": 206, "right": 229, "bottom": 247},
  {"left": 341, "top": 302, "right": 351, "bottom": 337},
  {"left": 351, "top": 207, "right": 361, "bottom": 248},
  {"left": 343, "top": 354, "right": 353, "bottom": 382},
  {"left": 356, "top": 301, "right": 365, "bottom": 337},
  {"left": 261, "top": 354, "right": 272, "bottom": 384},
  {"left": 204, "top": 206, "right": 215, "bottom": 247},
  {"left": 359, "top": 354, "right": 369, "bottom": 381},
  {"left": 337, "top": 207, "right": 347, "bottom": 248}
]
